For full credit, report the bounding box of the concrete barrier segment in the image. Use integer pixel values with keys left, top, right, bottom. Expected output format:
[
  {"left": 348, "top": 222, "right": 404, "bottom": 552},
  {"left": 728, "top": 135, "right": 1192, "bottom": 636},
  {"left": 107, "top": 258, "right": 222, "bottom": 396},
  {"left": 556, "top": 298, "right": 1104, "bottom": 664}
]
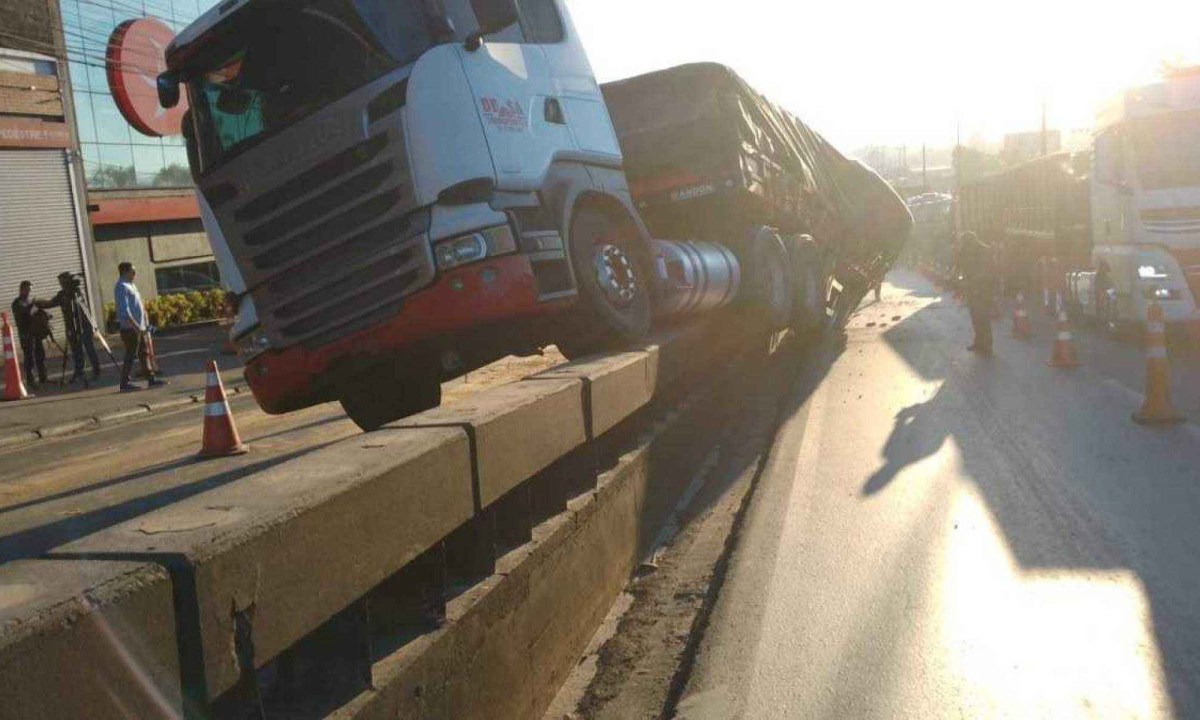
[
  {"left": 525, "top": 349, "right": 658, "bottom": 439},
  {"left": 35, "top": 417, "right": 98, "bottom": 439},
  {"left": 49, "top": 426, "right": 474, "bottom": 702},
  {"left": 392, "top": 378, "right": 586, "bottom": 510},
  {"left": 0, "top": 559, "right": 182, "bottom": 719}
]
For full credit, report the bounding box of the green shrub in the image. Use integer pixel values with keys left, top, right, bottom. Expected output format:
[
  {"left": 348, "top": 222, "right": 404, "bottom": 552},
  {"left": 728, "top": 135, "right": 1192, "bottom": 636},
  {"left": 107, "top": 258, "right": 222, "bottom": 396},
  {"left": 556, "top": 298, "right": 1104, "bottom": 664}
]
[{"left": 136, "top": 288, "right": 229, "bottom": 330}]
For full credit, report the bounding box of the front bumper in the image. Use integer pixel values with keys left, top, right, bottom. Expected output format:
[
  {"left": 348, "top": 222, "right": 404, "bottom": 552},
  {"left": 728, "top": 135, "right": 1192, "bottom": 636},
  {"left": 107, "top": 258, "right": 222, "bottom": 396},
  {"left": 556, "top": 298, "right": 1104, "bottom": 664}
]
[{"left": 243, "top": 254, "right": 571, "bottom": 413}]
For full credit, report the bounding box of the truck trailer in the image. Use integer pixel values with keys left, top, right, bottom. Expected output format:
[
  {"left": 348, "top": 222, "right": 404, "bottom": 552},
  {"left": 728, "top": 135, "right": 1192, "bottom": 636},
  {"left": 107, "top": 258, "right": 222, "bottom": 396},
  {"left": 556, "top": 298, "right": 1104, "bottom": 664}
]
[{"left": 157, "top": 0, "right": 911, "bottom": 430}]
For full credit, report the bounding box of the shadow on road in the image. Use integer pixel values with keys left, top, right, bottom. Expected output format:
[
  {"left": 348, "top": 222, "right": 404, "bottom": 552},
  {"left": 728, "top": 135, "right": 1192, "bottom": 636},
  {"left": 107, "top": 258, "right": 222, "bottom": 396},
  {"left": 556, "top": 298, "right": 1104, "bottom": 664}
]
[
  {"left": 860, "top": 268, "right": 1200, "bottom": 716},
  {"left": 861, "top": 397, "right": 947, "bottom": 496}
]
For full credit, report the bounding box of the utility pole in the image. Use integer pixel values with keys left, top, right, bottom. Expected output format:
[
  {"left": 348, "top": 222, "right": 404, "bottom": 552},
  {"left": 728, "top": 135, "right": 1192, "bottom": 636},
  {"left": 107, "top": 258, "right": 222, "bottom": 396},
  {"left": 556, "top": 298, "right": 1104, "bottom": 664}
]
[
  {"left": 922, "top": 143, "right": 928, "bottom": 192},
  {"left": 954, "top": 115, "right": 961, "bottom": 191},
  {"left": 1040, "top": 98, "right": 1048, "bottom": 156}
]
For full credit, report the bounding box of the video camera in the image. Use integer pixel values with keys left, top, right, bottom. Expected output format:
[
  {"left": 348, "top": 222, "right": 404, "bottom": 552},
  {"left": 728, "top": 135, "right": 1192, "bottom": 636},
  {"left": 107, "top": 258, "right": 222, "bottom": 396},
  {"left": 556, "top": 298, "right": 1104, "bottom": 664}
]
[{"left": 57, "top": 271, "right": 85, "bottom": 297}]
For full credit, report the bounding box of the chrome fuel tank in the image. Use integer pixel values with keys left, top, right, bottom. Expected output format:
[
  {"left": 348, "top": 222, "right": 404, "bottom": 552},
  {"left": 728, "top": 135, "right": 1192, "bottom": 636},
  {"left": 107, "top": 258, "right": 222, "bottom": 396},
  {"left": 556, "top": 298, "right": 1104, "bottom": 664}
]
[{"left": 653, "top": 240, "right": 741, "bottom": 317}]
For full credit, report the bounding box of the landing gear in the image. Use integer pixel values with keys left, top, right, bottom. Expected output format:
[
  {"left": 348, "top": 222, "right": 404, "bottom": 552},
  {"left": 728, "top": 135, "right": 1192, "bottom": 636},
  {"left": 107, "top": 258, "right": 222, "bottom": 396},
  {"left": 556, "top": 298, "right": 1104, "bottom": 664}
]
[
  {"left": 558, "top": 207, "right": 653, "bottom": 359},
  {"left": 339, "top": 359, "right": 442, "bottom": 431}
]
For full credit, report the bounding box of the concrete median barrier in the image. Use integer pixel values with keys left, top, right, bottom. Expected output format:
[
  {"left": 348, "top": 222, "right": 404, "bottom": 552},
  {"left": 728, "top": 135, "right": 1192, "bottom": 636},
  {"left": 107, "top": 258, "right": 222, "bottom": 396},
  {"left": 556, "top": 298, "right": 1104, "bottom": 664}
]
[
  {"left": 18, "top": 310, "right": 771, "bottom": 718},
  {"left": 0, "top": 559, "right": 181, "bottom": 719},
  {"left": 336, "top": 432, "right": 657, "bottom": 720},
  {"left": 51, "top": 427, "right": 473, "bottom": 703},
  {"left": 333, "top": 336, "right": 776, "bottom": 720}
]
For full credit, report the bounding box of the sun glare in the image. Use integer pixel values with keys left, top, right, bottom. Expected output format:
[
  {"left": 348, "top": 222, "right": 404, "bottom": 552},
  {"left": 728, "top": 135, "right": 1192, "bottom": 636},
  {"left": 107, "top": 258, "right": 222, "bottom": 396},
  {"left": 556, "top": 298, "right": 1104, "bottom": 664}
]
[{"left": 567, "top": 0, "right": 1200, "bottom": 149}]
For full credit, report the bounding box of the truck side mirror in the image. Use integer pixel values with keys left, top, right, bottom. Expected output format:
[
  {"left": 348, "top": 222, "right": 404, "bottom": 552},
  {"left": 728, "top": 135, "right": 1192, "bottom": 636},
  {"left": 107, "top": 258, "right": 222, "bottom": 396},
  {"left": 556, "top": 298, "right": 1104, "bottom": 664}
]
[
  {"left": 465, "top": 0, "right": 519, "bottom": 51},
  {"left": 157, "top": 73, "right": 180, "bottom": 109}
]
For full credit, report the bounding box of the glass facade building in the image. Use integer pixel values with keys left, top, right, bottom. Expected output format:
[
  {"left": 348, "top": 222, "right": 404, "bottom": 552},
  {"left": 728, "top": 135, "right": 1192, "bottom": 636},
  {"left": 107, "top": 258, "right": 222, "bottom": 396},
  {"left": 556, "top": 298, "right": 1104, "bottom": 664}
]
[{"left": 60, "top": 0, "right": 213, "bottom": 189}]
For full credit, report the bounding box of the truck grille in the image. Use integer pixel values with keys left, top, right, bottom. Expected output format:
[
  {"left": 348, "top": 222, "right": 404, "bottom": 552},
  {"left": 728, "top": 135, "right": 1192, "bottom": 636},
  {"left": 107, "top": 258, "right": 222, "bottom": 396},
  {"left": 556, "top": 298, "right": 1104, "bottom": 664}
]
[
  {"left": 203, "top": 125, "right": 430, "bottom": 349},
  {"left": 1141, "top": 207, "right": 1200, "bottom": 235},
  {"left": 1166, "top": 247, "right": 1200, "bottom": 308}
]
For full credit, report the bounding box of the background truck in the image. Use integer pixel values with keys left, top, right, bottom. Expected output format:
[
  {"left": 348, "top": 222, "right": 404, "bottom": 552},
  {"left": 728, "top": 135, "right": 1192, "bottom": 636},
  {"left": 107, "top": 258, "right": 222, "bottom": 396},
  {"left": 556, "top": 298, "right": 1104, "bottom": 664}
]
[
  {"left": 158, "top": 0, "right": 911, "bottom": 430},
  {"left": 958, "top": 68, "right": 1200, "bottom": 330}
]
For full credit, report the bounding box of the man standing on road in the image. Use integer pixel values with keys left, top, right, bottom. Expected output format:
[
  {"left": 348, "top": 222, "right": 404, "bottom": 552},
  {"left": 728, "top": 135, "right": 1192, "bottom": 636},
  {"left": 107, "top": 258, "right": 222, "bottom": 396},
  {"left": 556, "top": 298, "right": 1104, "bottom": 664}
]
[
  {"left": 115, "top": 262, "right": 165, "bottom": 392},
  {"left": 10, "top": 281, "right": 48, "bottom": 387},
  {"left": 958, "top": 231, "right": 995, "bottom": 356}
]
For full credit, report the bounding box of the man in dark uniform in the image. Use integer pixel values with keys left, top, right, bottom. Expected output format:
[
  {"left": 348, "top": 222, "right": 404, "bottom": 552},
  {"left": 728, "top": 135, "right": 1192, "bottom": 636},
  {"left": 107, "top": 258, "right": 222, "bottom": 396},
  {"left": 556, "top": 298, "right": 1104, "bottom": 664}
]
[
  {"left": 10, "top": 281, "right": 48, "bottom": 387},
  {"left": 44, "top": 272, "right": 102, "bottom": 383},
  {"left": 958, "top": 231, "right": 995, "bottom": 356}
]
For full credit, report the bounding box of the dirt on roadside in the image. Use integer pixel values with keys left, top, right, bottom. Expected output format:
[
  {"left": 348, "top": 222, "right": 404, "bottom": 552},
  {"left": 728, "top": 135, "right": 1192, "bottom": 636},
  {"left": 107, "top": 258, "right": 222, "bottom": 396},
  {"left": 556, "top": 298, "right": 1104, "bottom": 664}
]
[
  {"left": 547, "top": 342, "right": 800, "bottom": 720},
  {"left": 441, "top": 347, "right": 566, "bottom": 405}
]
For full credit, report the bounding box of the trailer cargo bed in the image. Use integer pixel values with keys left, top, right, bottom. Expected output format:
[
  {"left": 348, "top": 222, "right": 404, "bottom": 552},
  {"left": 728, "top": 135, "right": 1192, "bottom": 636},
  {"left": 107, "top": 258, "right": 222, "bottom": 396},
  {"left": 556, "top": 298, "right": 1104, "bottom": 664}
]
[{"left": 601, "top": 63, "right": 912, "bottom": 283}]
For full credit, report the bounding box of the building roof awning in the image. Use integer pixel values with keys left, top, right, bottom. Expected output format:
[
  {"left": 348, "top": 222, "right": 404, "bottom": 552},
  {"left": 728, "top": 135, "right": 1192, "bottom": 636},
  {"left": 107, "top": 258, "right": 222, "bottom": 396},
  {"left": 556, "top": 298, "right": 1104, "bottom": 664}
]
[{"left": 88, "top": 194, "right": 199, "bottom": 226}]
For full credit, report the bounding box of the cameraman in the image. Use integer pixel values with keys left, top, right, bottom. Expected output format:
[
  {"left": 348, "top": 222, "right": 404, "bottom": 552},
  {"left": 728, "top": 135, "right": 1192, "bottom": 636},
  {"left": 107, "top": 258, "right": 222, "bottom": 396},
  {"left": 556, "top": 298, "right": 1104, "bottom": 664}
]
[
  {"left": 46, "top": 272, "right": 101, "bottom": 382},
  {"left": 10, "top": 281, "right": 48, "bottom": 387}
]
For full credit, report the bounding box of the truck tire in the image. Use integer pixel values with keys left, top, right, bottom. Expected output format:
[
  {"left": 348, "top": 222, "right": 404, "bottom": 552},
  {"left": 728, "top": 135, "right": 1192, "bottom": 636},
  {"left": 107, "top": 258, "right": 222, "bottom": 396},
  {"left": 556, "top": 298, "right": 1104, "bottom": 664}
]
[
  {"left": 559, "top": 206, "right": 653, "bottom": 358},
  {"left": 783, "top": 234, "right": 829, "bottom": 338},
  {"left": 339, "top": 360, "right": 441, "bottom": 432},
  {"left": 743, "top": 227, "right": 794, "bottom": 330}
]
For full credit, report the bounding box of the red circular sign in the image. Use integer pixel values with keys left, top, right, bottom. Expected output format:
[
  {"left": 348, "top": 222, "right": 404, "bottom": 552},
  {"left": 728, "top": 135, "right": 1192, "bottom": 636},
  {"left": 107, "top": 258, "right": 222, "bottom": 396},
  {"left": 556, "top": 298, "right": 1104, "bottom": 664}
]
[{"left": 106, "top": 17, "right": 188, "bottom": 137}]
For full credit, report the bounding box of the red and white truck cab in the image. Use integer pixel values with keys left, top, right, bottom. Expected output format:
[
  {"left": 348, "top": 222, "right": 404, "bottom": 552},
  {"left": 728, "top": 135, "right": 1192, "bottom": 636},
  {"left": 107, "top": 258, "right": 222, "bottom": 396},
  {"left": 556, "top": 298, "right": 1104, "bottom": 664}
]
[{"left": 164, "top": 0, "right": 666, "bottom": 427}]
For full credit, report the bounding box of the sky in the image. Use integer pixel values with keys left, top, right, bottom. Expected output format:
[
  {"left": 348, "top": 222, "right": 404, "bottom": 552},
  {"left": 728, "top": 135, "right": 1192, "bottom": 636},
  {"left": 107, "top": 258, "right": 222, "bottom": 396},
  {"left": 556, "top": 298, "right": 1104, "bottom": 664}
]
[{"left": 565, "top": 0, "right": 1200, "bottom": 152}]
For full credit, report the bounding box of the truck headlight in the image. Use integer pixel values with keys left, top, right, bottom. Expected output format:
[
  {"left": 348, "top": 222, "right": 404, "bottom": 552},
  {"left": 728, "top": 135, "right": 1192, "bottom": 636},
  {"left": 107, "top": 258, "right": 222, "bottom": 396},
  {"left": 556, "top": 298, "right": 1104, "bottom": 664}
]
[
  {"left": 235, "top": 327, "right": 272, "bottom": 360},
  {"left": 435, "top": 234, "right": 488, "bottom": 271},
  {"left": 433, "top": 225, "right": 516, "bottom": 271},
  {"left": 1142, "top": 287, "right": 1177, "bottom": 300}
]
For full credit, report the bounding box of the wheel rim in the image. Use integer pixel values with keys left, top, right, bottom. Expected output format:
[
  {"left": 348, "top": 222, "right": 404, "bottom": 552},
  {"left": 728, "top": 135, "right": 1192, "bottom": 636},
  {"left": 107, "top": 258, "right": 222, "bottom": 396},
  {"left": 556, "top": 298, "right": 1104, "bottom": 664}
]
[{"left": 593, "top": 242, "right": 639, "bottom": 308}]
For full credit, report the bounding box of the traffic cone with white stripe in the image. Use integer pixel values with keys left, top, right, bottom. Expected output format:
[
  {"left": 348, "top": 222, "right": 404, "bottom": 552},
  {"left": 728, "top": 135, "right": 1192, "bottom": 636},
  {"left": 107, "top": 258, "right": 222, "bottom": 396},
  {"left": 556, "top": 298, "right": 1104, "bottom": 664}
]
[
  {"left": 1047, "top": 309, "right": 1081, "bottom": 368},
  {"left": 1134, "top": 302, "right": 1184, "bottom": 424},
  {"left": 1, "top": 313, "right": 32, "bottom": 401},
  {"left": 1011, "top": 292, "right": 1031, "bottom": 339},
  {"left": 198, "top": 360, "right": 248, "bottom": 457}
]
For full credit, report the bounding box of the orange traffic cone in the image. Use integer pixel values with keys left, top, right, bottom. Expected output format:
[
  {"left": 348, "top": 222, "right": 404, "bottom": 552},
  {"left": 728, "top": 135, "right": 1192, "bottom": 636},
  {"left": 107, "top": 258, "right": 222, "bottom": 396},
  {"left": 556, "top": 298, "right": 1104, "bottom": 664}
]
[
  {"left": 198, "top": 360, "right": 248, "bottom": 457},
  {"left": 1133, "top": 302, "right": 1184, "bottom": 425},
  {"left": 1011, "top": 292, "right": 1031, "bottom": 339},
  {"left": 1, "top": 313, "right": 32, "bottom": 401},
  {"left": 1047, "top": 309, "right": 1081, "bottom": 368}
]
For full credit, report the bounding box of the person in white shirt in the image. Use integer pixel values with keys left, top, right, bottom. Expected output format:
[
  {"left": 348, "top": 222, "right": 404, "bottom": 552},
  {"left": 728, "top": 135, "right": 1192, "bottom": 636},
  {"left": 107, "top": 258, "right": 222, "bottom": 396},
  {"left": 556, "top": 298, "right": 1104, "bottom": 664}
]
[{"left": 114, "top": 262, "right": 165, "bottom": 391}]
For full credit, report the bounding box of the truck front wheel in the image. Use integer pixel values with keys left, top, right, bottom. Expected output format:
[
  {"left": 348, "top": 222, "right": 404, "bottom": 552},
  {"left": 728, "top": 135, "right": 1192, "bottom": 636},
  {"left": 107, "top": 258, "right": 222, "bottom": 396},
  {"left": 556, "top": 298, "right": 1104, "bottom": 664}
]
[
  {"left": 339, "top": 361, "right": 442, "bottom": 432},
  {"left": 559, "top": 207, "right": 653, "bottom": 358}
]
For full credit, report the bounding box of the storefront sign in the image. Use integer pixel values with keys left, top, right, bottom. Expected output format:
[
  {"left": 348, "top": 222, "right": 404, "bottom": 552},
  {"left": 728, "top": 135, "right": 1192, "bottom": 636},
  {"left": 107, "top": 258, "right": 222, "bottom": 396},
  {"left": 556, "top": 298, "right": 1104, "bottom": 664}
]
[
  {"left": 0, "top": 116, "right": 72, "bottom": 148},
  {"left": 106, "top": 17, "right": 188, "bottom": 137}
]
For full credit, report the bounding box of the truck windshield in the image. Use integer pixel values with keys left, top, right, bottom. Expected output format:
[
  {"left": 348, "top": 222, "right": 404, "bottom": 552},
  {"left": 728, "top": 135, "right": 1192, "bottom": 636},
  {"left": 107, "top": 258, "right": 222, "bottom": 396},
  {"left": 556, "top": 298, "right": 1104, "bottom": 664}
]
[
  {"left": 185, "top": 0, "right": 432, "bottom": 172},
  {"left": 1130, "top": 110, "right": 1200, "bottom": 190}
]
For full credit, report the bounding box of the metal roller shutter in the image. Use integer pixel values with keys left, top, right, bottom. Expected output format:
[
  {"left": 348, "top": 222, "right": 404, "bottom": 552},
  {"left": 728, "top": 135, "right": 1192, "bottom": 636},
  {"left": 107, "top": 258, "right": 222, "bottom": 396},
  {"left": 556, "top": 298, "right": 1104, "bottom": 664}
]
[{"left": 0, "top": 149, "right": 86, "bottom": 353}]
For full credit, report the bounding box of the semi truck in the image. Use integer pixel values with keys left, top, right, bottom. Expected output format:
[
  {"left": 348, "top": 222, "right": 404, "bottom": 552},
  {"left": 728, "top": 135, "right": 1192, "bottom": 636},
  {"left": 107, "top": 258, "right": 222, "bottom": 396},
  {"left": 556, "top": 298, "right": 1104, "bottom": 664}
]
[
  {"left": 959, "top": 69, "right": 1200, "bottom": 330},
  {"left": 156, "top": 0, "right": 911, "bottom": 430}
]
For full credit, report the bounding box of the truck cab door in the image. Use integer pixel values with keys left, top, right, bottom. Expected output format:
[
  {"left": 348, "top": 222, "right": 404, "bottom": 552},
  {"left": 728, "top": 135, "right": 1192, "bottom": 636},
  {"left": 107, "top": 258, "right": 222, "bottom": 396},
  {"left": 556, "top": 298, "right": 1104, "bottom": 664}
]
[
  {"left": 539, "top": 1, "right": 622, "bottom": 160},
  {"left": 457, "top": 23, "right": 570, "bottom": 190}
]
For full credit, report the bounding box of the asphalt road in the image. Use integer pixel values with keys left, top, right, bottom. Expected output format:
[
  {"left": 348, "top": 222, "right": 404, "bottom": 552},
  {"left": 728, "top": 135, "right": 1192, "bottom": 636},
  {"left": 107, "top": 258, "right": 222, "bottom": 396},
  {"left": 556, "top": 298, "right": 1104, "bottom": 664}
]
[{"left": 676, "top": 268, "right": 1200, "bottom": 719}]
